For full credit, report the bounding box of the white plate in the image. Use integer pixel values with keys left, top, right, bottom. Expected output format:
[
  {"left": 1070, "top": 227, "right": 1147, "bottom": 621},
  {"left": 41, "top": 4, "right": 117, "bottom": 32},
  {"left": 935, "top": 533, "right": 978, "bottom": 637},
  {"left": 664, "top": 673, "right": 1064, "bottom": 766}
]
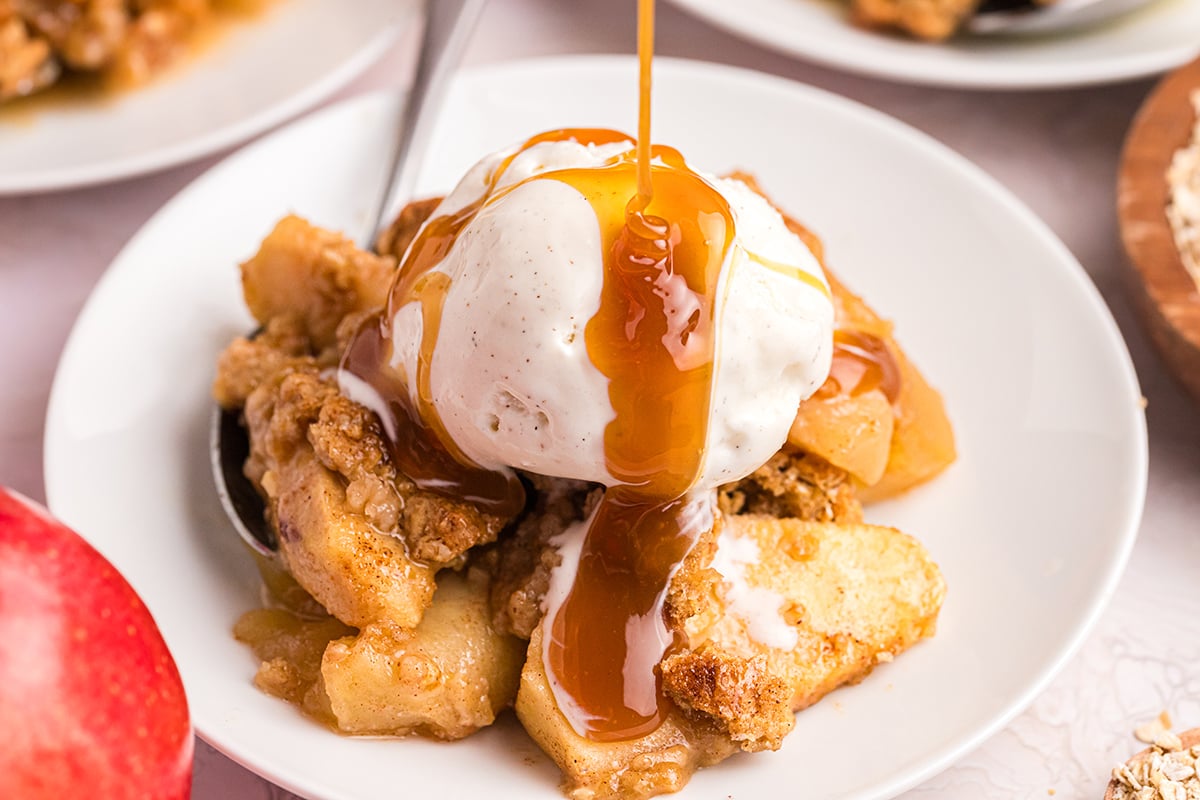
[
  {"left": 666, "top": 0, "right": 1200, "bottom": 89},
  {"left": 44, "top": 56, "right": 1147, "bottom": 800},
  {"left": 0, "top": 0, "right": 414, "bottom": 194}
]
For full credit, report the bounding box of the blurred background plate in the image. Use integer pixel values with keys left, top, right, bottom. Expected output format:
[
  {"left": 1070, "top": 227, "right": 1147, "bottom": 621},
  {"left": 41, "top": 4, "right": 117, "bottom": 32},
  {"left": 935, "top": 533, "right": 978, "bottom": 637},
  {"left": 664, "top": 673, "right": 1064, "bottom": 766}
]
[
  {"left": 44, "top": 56, "right": 1146, "bottom": 799},
  {"left": 665, "top": 0, "right": 1200, "bottom": 89},
  {"left": 0, "top": 0, "right": 415, "bottom": 194}
]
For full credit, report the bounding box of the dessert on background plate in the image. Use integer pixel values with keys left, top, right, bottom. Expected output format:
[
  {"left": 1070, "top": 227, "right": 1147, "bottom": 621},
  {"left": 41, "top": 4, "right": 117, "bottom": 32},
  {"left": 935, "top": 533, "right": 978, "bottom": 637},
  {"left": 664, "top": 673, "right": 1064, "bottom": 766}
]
[
  {"left": 0, "top": 0, "right": 269, "bottom": 104},
  {"left": 0, "top": 0, "right": 404, "bottom": 196},
  {"left": 662, "top": 0, "right": 1200, "bottom": 91},
  {"left": 846, "top": 0, "right": 1042, "bottom": 40}
]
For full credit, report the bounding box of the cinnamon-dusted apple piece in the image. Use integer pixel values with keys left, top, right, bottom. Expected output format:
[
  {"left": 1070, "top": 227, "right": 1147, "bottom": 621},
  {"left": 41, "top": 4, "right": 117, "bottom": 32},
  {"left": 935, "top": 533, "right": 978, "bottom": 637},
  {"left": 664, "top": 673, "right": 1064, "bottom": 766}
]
[
  {"left": 240, "top": 215, "right": 396, "bottom": 350},
  {"left": 237, "top": 566, "right": 524, "bottom": 740},
  {"left": 823, "top": 269, "right": 957, "bottom": 503},
  {"left": 320, "top": 566, "right": 524, "bottom": 739},
  {"left": 215, "top": 216, "right": 517, "bottom": 629},
  {"left": 728, "top": 172, "right": 956, "bottom": 501}
]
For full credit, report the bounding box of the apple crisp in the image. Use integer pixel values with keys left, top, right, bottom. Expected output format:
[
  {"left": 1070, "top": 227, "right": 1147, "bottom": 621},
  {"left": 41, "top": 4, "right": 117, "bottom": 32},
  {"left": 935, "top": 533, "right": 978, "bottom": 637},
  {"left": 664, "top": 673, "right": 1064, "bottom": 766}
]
[{"left": 215, "top": 184, "right": 953, "bottom": 799}]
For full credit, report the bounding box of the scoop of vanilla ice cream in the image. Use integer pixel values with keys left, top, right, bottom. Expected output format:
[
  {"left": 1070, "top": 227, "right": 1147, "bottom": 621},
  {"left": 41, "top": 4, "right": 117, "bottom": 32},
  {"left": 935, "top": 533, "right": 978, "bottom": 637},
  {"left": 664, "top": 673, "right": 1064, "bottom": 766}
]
[{"left": 386, "top": 138, "right": 834, "bottom": 489}]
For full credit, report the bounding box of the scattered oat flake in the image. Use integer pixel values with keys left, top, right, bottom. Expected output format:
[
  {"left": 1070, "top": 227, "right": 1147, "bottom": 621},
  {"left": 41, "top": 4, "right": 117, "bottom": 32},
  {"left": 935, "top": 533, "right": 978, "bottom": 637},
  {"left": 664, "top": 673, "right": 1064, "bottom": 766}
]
[
  {"left": 1157, "top": 732, "right": 1185, "bottom": 753},
  {"left": 1139, "top": 717, "right": 1171, "bottom": 744}
]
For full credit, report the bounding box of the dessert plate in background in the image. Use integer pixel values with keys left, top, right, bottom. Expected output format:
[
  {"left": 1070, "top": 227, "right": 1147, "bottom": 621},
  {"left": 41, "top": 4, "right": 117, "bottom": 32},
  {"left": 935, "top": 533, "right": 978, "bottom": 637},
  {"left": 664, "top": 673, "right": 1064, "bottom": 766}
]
[
  {"left": 44, "top": 56, "right": 1147, "bottom": 800},
  {"left": 665, "top": 0, "right": 1200, "bottom": 89},
  {"left": 0, "top": 0, "right": 414, "bottom": 194}
]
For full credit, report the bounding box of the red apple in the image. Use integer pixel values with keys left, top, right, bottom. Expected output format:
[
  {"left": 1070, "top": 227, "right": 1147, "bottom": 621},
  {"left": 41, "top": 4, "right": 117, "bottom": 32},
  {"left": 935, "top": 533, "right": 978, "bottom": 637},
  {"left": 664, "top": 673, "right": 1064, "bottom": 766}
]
[{"left": 0, "top": 488, "right": 192, "bottom": 799}]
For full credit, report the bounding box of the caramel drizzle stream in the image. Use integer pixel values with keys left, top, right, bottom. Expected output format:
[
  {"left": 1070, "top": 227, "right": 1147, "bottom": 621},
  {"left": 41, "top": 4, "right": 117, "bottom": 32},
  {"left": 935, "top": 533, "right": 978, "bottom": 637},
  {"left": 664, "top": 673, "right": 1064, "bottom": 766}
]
[{"left": 543, "top": 0, "right": 736, "bottom": 742}]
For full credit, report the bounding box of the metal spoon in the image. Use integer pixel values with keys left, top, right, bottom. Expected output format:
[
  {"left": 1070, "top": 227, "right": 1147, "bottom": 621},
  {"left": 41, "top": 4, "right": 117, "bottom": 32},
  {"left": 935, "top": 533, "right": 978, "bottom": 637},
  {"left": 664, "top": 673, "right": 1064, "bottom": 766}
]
[
  {"left": 965, "top": 0, "right": 1156, "bottom": 35},
  {"left": 210, "top": 0, "right": 486, "bottom": 557}
]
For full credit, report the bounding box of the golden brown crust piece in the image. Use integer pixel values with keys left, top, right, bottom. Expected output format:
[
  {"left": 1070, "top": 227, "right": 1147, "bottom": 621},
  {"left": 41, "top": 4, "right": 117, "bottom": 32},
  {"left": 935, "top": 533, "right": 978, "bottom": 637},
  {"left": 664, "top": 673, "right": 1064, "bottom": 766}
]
[
  {"left": 718, "top": 449, "right": 863, "bottom": 523},
  {"left": 489, "top": 475, "right": 599, "bottom": 639},
  {"left": 212, "top": 314, "right": 327, "bottom": 409},
  {"left": 0, "top": 3, "right": 58, "bottom": 101},
  {"left": 2, "top": 1, "right": 248, "bottom": 101},
  {"left": 217, "top": 213, "right": 512, "bottom": 629},
  {"left": 236, "top": 361, "right": 507, "bottom": 628},
  {"left": 240, "top": 215, "right": 396, "bottom": 350},
  {"left": 661, "top": 514, "right": 945, "bottom": 753}
]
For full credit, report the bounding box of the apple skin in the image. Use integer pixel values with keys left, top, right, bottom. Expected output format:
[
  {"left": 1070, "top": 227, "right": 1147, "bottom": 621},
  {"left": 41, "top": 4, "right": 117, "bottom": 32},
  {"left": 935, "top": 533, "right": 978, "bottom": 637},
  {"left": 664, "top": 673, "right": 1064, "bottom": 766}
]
[{"left": 0, "top": 488, "right": 192, "bottom": 799}]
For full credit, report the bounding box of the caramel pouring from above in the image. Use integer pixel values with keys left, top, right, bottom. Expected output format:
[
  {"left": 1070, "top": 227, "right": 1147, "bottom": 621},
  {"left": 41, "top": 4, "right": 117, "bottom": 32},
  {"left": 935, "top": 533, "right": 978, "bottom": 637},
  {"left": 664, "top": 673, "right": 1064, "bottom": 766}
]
[
  {"left": 343, "top": 0, "right": 830, "bottom": 745},
  {"left": 544, "top": 146, "right": 735, "bottom": 741}
]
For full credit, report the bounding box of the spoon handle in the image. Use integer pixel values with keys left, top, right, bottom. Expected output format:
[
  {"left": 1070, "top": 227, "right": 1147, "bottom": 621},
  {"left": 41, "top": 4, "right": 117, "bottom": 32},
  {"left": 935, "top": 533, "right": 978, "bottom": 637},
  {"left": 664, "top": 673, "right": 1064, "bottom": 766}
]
[{"left": 367, "top": 0, "right": 487, "bottom": 248}]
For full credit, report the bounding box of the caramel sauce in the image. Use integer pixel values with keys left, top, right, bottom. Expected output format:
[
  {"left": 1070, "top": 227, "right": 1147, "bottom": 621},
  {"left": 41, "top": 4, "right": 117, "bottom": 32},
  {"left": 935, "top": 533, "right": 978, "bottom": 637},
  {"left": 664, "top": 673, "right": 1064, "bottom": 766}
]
[
  {"left": 540, "top": 0, "right": 740, "bottom": 742},
  {"left": 820, "top": 329, "right": 902, "bottom": 403},
  {"left": 547, "top": 493, "right": 712, "bottom": 740},
  {"left": 544, "top": 149, "right": 734, "bottom": 740},
  {"left": 343, "top": 0, "right": 828, "bottom": 743}
]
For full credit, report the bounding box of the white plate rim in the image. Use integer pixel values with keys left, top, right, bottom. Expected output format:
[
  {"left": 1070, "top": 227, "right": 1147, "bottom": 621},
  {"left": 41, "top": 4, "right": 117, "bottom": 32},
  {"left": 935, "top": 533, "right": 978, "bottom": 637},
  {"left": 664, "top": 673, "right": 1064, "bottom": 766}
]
[
  {"left": 0, "top": 7, "right": 403, "bottom": 195},
  {"left": 42, "top": 54, "right": 1149, "bottom": 800},
  {"left": 665, "top": 0, "right": 1200, "bottom": 89}
]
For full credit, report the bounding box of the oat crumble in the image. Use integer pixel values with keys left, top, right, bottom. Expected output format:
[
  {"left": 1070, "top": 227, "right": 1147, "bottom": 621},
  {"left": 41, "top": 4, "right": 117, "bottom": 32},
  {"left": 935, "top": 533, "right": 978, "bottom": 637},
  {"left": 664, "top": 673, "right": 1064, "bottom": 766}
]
[
  {"left": 1166, "top": 90, "right": 1200, "bottom": 293},
  {"left": 1111, "top": 716, "right": 1200, "bottom": 800}
]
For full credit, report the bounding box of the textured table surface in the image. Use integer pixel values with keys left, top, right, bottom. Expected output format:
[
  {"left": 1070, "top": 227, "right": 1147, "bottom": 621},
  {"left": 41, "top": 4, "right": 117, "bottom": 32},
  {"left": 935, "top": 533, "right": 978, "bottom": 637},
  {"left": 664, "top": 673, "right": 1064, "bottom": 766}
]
[{"left": 1, "top": 1, "right": 1197, "bottom": 798}]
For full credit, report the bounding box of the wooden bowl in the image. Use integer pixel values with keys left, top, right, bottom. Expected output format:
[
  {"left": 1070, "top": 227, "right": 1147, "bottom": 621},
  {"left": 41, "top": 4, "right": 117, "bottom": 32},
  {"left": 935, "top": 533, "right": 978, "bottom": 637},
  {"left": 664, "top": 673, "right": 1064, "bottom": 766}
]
[
  {"left": 1103, "top": 727, "right": 1200, "bottom": 799},
  {"left": 1118, "top": 58, "right": 1200, "bottom": 405}
]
